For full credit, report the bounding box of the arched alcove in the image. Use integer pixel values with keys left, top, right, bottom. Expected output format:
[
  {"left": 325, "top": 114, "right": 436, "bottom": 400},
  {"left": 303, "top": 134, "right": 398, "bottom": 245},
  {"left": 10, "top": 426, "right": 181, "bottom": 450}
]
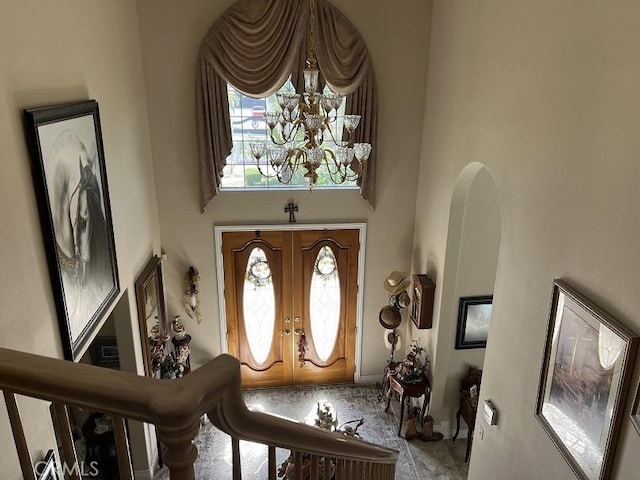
[{"left": 429, "top": 162, "right": 503, "bottom": 439}]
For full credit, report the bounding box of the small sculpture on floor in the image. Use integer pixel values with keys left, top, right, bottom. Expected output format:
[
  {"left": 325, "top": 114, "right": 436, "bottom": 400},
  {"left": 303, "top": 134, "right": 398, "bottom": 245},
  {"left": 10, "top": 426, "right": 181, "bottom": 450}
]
[{"left": 278, "top": 402, "right": 364, "bottom": 479}]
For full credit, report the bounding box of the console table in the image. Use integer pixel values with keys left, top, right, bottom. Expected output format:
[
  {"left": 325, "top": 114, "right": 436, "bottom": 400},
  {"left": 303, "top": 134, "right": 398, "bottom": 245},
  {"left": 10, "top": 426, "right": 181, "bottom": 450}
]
[
  {"left": 384, "top": 372, "right": 430, "bottom": 437},
  {"left": 453, "top": 391, "right": 477, "bottom": 462},
  {"left": 452, "top": 366, "right": 482, "bottom": 462}
]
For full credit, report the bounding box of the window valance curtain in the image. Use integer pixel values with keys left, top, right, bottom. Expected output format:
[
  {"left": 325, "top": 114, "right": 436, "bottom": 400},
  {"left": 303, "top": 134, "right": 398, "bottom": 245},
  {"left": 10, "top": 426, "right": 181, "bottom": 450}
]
[{"left": 196, "top": 0, "right": 378, "bottom": 212}]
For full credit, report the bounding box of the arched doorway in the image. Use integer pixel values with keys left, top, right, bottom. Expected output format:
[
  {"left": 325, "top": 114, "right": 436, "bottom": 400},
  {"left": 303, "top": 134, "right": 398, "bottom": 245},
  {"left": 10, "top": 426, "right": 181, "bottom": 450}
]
[{"left": 430, "top": 163, "right": 502, "bottom": 448}]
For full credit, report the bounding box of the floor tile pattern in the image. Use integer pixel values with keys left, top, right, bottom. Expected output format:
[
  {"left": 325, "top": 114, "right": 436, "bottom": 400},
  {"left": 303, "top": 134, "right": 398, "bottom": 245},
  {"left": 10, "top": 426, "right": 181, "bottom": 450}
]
[{"left": 154, "top": 384, "right": 469, "bottom": 480}]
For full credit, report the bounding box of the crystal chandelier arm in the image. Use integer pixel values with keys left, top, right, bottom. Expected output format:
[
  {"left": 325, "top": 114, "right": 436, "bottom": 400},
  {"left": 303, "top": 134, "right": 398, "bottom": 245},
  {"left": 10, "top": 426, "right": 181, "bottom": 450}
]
[
  {"left": 267, "top": 117, "right": 305, "bottom": 146},
  {"left": 254, "top": 158, "right": 278, "bottom": 179},
  {"left": 322, "top": 120, "right": 354, "bottom": 146},
  {"left": 323, "top": 149, "right": 360, "bottom": 185}
]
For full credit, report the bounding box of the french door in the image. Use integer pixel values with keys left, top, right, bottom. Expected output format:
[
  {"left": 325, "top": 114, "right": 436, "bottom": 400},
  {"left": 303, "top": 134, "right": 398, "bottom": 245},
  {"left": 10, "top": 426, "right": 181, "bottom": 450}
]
[{"left": 221, "top": 229, "right": 359, "bottom": 388}]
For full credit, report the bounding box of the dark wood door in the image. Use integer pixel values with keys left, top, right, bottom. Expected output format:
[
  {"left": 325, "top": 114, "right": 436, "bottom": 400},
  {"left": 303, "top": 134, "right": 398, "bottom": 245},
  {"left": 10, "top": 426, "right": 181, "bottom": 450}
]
[{"left": 222, "top": 229, "right": 359, "bottom": 387}]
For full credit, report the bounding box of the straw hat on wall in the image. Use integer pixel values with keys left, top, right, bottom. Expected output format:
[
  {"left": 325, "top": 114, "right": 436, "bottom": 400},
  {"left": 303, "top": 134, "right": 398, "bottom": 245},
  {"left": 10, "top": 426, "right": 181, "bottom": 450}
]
[{"left": 383, "top": 271, "right": 410, "bottom": 296}]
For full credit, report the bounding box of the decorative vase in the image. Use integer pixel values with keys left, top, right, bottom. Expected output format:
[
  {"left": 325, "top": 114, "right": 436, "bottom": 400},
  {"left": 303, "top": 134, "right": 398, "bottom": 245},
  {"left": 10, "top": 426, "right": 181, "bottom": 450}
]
[{"left": 171, "top": 315, "right": 187, "bottom": 340}]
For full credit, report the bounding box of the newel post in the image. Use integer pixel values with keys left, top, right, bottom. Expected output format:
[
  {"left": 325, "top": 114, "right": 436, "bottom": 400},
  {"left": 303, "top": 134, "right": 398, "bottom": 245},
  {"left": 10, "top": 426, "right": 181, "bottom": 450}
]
[{"left": 156, "top": 420, "right": 201, "bottom": 480}]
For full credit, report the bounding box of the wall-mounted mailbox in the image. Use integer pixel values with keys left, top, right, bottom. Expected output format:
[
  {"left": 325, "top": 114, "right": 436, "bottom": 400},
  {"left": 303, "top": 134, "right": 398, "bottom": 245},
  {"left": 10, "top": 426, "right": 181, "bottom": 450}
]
[{"left": 410, "top": 274, "right": 435, "bottom": 329}]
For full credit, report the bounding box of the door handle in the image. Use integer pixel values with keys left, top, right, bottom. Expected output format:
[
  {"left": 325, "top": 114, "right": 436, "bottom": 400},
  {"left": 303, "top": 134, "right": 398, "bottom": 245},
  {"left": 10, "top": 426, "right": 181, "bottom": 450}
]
[
  {"left": 294, "top": 328, "right": 304, "bottom": 336},
  {"left": 280, "top": 329, "right": 291, "bottom": 336},
  {"left": 294, "top": 316, "right": 301, "bottom": 323},
  {"left": 284, "top": 317, "right": 291, "bottom": 323}
]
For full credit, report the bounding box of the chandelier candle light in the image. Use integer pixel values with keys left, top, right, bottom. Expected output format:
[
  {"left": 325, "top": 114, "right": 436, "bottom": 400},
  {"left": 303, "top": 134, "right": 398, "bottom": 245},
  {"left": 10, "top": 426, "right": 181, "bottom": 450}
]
[{"left": 249, "top": 0, "right": 372, "bottom": 189}]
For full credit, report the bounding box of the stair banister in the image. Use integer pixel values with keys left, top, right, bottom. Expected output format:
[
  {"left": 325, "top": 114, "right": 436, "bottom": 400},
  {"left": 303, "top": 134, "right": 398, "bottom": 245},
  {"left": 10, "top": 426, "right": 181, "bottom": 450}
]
[{"left": 0, "top": 348, "right": 398, "bottom": 480}]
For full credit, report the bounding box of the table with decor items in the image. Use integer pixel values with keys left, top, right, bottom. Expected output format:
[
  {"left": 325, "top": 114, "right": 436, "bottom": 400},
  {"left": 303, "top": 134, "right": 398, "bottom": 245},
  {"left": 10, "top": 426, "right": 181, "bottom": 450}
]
[
  {"left": 453, "top": 367, "right": 482, "bottom": 462},
  {"left": 384, "top": 369, "right": 431, "bottom": 437},
  {"left": 453, "top": 390, "right": 477, "bottom": 462}
]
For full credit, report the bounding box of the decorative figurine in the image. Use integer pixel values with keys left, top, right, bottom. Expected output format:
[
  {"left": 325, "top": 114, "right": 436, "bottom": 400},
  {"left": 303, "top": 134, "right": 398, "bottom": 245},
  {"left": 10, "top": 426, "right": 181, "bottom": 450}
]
[
  {"left": 278, "top": 402, "right": 364, "bottom": 479},
  {"left": 171, "top": 315, "right": 187, "bottom": 340}
]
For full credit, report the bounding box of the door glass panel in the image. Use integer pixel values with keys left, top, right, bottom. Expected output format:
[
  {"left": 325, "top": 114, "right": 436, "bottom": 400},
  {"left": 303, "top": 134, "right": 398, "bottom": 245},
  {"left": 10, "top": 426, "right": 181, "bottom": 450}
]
[
  {"left": 310, "top": 246, "right": 341, "bottom": 361},
  {"left": 243, "top": 247, "right": 275, "bottom": 365}
]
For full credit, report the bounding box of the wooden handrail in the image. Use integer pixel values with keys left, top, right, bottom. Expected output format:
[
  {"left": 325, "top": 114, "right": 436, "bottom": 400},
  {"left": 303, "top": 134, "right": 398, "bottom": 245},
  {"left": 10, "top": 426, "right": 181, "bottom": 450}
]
[
  {"left": 0, "top": 348, "right": 398, "bottom": 474},
  {"left": 0, "top": 348, "right": 235, "bottom": 426}
]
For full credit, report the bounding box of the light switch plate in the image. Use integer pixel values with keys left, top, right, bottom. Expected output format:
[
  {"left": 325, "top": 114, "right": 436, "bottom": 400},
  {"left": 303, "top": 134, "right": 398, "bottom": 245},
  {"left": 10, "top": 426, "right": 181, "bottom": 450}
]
[{"left": 483, "top": 399, "right": 498, "bottom": 425}]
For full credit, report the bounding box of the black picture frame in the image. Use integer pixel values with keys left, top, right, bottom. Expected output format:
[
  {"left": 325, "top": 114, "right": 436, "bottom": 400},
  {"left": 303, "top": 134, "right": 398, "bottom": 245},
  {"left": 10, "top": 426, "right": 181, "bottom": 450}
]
[
  {"left": 23, "top": 100, "right": 119, "bottom": 361},
  {"left": 36, "top": 450, "right": 59, "bottom": 480},
  {"left": 455, "top": 295, "right": 493, "bottom": 349},
  {"left": 535, "top": 279, "right": 638, "bottom": 480},
  {"left": 89, "top": 336, "right": 120, "bottom": 369}
]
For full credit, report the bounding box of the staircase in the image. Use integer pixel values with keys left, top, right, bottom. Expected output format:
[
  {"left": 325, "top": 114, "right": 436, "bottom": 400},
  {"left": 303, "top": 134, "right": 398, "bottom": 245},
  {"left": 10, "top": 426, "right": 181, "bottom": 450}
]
[{"left": 0, "top": 348, "right": 398, "bottom": 479}]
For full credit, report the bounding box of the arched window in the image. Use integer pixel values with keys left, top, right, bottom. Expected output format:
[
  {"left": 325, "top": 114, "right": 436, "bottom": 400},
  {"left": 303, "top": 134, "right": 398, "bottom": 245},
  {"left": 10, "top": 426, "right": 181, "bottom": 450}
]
[
  {"left": 223, "top": 78, "right": 352, "bottom": 189},
  {"left": 196, "top": 0, "right": 377, "bottom": 210}
]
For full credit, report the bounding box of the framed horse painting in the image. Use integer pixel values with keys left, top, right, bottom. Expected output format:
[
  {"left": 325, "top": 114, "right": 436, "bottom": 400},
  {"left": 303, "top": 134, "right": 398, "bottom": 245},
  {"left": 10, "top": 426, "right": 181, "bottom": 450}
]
[{"left": 24, "top": 100, "right": 119, "bottom": 361}]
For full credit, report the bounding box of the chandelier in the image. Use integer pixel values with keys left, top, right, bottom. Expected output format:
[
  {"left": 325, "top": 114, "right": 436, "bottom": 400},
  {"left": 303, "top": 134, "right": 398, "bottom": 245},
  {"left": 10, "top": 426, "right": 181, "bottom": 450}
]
[{"left": 249, "top": 0, "right": 372, "bottom": 189}]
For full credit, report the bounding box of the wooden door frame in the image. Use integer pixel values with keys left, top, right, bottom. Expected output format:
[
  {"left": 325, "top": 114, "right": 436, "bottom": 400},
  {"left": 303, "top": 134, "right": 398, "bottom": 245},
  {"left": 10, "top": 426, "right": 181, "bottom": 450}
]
[{"left": 214, "top": 223, "right": 367, "bottom": 383}]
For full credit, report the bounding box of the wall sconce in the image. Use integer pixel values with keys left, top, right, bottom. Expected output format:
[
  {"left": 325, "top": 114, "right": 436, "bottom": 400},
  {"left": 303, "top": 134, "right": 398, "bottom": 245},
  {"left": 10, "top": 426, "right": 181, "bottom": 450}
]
[
  {"left": 186, "top": 267, "right": 198, "bottom": 311},
  {"left": 183, "top": 266, "right": 202, "bottom": 324}
]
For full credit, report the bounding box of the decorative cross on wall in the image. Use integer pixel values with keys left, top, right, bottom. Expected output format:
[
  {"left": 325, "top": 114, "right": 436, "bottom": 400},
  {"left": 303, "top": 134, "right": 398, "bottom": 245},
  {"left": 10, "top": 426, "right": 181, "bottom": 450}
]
[{"left": 285, "top": 202, "right": 298, "bottom": 223}]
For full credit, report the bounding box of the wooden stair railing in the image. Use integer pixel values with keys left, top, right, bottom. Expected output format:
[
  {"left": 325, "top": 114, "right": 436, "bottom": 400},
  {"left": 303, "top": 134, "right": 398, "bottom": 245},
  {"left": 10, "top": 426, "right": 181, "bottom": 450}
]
[{"left": 0, "top": 348, "right": 398, "bottom": 479}]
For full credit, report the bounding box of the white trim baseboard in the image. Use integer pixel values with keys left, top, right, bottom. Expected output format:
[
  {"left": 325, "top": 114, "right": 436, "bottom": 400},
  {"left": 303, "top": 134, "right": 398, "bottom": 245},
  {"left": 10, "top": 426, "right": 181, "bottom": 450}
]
[
  {"left": 432, "top": 420, "right": 470, "bottom": 440},
  {"left": 356, "top": 374, "right": 382, "bottom": 384}
]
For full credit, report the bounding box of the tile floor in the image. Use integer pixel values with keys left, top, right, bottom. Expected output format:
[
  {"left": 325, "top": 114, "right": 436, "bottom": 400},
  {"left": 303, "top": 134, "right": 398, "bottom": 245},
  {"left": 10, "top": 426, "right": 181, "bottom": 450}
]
[{"left": 154, "top": 383, "right": 469, "bottom": 479}]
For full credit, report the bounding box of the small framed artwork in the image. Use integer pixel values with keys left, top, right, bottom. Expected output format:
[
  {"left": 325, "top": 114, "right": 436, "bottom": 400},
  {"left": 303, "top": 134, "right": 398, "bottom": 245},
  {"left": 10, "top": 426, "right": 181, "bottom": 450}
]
[
  {"left": 89, "top": 336, "right": 120, "bottom": 369},
  {"left": 455, "top": 295, "right": 493, "bottom": 349},
  {"left": 23, "top": 100, "right": 119, "bottom": 361},
  {"left": 535, "top": 279, "right": 639, "bottom": 480},
  {"left": 36, "top": 450, "right": 59, "bottom": 480}
]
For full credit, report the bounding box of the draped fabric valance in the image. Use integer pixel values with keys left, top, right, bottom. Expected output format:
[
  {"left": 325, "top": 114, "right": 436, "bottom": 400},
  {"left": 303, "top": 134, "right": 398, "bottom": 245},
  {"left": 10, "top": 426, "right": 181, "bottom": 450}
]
[{"left": 196, "top": 0, "right": 378, "bottom": 212}]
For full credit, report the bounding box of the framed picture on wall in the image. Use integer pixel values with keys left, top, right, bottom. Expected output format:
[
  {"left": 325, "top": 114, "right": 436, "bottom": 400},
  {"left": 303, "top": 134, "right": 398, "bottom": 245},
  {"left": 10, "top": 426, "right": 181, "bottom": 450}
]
[
  {"left": 23, "top": 100, "right": 119, "bottom": 361},
  {"left": 455, "top": 295, "right": 493, "bottom": 349},
  {"left": 135, "top": 255, "right": 167, "bottom": 377},
  {"left": 89, "top": 336, "right": 120, "bottom": 369},
  {"left": 535, "top": 279, "right": 639, "bottom": 480}
]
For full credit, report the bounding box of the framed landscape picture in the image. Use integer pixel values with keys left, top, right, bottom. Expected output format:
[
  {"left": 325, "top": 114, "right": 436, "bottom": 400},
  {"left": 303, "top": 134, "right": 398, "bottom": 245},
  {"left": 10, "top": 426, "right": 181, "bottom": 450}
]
[
  {"left": 89, "top": 336, "right": 120, "bottom": 369},
  {"left": 23, "top": 100, "right": 119, "bottom": 361},
  {"left": 535, "top": 279, "right": 638, "bottom": 480},
  {"left": 455, "top": 295, "right": 493, "bottom": 349}
]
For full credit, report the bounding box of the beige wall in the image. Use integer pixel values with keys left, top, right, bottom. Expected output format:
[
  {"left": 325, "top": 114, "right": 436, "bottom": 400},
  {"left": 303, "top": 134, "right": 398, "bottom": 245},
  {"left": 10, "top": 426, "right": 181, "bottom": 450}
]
[
  {"left": 136, "top": 0, "right": 433, "bottom": 378},
  {"left": 413, "top": 0, "right": 640, "bottom": 478},
  {"left": 0, "top": 1, "right": 160, "bottom": 477},
  {"left": 441, "top": 168, "right": 501, "bottom": 430}
]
